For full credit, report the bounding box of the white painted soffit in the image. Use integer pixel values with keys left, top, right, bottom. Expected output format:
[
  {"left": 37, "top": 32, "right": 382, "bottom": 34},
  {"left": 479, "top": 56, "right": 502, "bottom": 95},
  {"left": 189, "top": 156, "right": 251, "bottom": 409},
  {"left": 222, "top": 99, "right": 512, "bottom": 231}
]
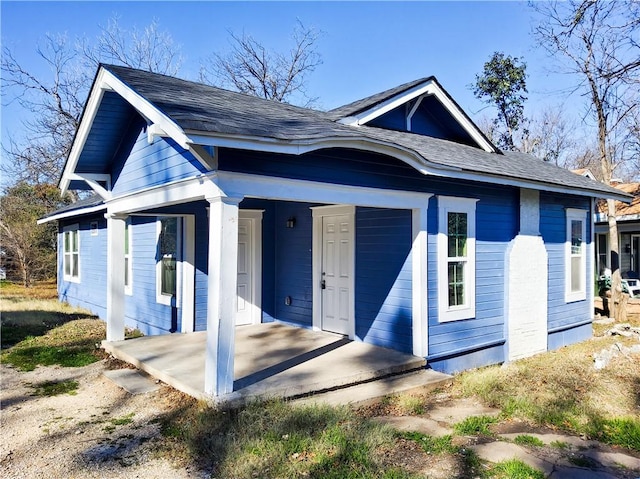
[
  {"left": 59, "top": 67, "right": 193, "bottom": 195},
  {"left": 336, "top": 79, "right": 496, "bottom": 154}
]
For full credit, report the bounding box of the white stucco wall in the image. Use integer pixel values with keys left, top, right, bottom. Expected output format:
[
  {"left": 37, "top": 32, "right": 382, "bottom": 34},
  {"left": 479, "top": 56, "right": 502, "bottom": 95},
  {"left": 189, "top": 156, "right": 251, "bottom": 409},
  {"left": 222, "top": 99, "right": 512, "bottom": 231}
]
[{"left": 505, "top": 190, "right": 548, "bottom": 361}]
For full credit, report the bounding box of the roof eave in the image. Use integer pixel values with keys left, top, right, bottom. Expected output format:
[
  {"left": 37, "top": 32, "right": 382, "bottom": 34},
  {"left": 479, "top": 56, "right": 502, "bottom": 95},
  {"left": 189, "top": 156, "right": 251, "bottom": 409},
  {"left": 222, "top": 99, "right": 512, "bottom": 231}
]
[
  {"left": 37, "top": 202, "right": 107, "bottom": 224},
  {"left": 186, "top": 130, "right": 628, "bottom": 201}
]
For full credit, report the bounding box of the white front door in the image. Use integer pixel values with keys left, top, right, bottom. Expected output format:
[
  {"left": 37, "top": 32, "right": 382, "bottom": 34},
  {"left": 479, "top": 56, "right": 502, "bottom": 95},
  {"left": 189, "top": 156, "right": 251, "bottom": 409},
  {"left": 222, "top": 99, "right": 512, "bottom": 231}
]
[
  {"left": 321, "top": 213, "right": 353, "bottom": 335},
  {"left": 236, "top": 211, "right": 263, "bottom": 326}
]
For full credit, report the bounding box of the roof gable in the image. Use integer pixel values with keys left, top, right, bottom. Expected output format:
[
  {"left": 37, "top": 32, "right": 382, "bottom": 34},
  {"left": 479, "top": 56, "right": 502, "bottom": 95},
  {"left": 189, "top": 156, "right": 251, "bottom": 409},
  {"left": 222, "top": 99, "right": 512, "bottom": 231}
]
[
  {"left": 328, "top": 77, "right": 497, "bottom": 153},
  {"left": 57, "top": 64, "right": 631, "bottom": 203}
]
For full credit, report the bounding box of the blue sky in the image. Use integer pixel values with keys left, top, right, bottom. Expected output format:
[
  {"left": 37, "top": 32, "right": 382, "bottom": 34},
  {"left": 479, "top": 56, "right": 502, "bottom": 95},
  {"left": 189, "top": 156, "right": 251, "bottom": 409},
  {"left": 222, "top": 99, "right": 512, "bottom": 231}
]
[{"left": 1, "top": 1, "right": 584, "bottom": 145}]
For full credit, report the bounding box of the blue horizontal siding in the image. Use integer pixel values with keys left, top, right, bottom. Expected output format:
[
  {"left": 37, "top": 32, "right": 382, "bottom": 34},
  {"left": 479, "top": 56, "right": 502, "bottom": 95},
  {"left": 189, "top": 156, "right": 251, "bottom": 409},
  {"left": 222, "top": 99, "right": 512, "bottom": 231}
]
[
  {"left": 356, "top": 208, "right": 413, "bottom": 353},
  {"left": 274, "top": 202, "right": 316, "bottom": 326},
  {"left": 111, "top": 117, "right": 207, "bottom": 196},
  {"left": 540, "top": 192, "right": 593, "bottom": 336},
  {"left": 64, "top": 126, "right": 606, "bottom": 377},
  {"left": 58, "top": 215, "right": 108, "bottom": 320},
  {"left": 426, "top": 189, "right": 516, "bottom": 368},
  {"left": 124, "top": 216, "right": 174, "bottom": 334}
]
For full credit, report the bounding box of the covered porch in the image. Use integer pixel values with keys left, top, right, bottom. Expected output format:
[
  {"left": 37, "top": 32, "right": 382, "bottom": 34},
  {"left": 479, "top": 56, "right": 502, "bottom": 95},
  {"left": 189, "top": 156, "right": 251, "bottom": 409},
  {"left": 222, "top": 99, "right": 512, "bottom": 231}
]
[
  {"left": 104, "top": 170, "right": 432, "bottom": 398},
  {"left": 102, "top": 322, "right": 429, "bottom": 404}
]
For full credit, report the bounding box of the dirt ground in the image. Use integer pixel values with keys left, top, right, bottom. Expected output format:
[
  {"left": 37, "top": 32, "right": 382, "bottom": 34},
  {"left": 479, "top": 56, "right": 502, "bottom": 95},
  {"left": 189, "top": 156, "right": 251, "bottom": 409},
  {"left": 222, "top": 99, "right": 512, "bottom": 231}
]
[
  {"left": 2, "top": 347, "right": 639, "bottom": 479},
  {"left": 0, "top": 360, "right": 203, "bottom": 479}
]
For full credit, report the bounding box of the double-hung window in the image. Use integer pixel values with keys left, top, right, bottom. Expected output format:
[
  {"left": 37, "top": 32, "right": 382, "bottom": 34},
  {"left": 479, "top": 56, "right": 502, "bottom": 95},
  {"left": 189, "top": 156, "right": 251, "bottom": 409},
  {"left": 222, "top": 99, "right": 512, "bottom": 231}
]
[
  {"left": 437, "top": 196, "right": 478, "bottom": 322},
  {"left": 63, "top": 224, "right": 80, "bottom": 282},
  {"left": 565, "top": 208, "right": 587, "bottom": 302}
]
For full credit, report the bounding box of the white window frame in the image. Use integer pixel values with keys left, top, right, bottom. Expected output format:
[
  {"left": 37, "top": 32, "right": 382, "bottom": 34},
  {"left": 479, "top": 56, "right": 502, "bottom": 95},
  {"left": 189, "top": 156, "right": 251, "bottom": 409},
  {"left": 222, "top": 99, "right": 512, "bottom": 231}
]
[
  {"left": 124, "top": 217, "right": 133, "bottom": 296},
  {"left": 62, "top": 223, "right": 80, "bottom": 283},
  {"left": 565, "top": 208, "right": 588, "bottom": 303},
  {"left": 437, "top": 196, "right": 478, "bottom": 322},
  {"left": 156, "top": 216, "right": 182, "bottom": 306}
]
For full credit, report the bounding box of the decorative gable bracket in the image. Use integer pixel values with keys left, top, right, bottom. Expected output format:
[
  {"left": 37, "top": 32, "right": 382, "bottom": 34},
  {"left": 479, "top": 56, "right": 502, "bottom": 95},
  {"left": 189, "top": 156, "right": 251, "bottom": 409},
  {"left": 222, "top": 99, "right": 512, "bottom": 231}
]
[{"left": 69, "top": 173, "right": 112, "bottom": 200}]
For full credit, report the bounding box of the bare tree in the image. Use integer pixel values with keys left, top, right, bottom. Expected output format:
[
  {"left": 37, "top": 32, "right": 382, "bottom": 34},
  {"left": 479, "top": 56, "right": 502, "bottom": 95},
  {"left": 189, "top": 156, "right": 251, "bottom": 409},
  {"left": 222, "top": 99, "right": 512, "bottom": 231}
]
[
  {"left": 2, "top": 34, "right": 86, "bottom": 185},
  {"left": 1, "top": 17, "right": 183, "bottom": 187},
  {"left": 1, "top": 18, "right": 183, "bottom": 284},
  {"left": 522, "top": 107, "right": 577, "bottom": 167},
  {"left": 533, "top": 0, "right": 640, "bottom": 319},
  {"left": 200, "top": 20, "right": 322, "bottom": 105},
  {"left": 81, "top": 16, "right": 183, "bottom": 76}
]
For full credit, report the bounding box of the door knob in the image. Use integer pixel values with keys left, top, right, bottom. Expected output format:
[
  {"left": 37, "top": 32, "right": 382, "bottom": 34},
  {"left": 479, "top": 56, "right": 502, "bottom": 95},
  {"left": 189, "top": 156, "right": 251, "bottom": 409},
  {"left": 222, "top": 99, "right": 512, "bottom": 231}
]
[{"left": 321, "top": 279, "right": 326, "bottom": 289}]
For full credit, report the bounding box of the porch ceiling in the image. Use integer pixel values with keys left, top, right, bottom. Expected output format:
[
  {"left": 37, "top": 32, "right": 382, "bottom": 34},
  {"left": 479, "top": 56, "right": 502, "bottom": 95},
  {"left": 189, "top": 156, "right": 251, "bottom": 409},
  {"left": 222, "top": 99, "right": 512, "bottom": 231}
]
[{"left": 101, "top": 322, "right": 425, "bottom": 404}]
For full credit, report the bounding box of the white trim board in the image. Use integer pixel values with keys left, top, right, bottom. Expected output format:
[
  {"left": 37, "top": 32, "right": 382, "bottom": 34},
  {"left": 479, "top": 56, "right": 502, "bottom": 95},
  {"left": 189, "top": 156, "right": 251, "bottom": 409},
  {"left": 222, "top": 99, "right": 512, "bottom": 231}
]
[{"left": 336, "top": 79, "right": 496, "bottom": 153}]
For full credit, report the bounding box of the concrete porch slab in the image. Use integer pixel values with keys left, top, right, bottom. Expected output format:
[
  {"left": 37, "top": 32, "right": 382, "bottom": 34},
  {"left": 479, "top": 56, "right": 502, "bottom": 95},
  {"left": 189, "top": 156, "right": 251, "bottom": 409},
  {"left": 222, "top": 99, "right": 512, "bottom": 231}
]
[{"left": 101, "top": 322, "right": 427, "bottom": 405}]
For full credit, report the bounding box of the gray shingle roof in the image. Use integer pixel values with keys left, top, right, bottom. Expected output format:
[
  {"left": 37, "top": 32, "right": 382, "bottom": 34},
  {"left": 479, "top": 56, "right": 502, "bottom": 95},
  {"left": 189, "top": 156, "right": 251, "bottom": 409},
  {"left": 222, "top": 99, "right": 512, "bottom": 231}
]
[
  {"left": 326, "top": 77, "right": 433, "bottom": 120},
  {"left": 102, "top": 65, "right": 630, "bottom": 201}
]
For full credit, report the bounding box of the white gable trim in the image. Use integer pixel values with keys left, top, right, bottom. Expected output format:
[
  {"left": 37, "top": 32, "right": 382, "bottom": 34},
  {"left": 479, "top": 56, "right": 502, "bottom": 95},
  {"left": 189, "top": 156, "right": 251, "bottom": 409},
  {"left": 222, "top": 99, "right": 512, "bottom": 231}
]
[
  {"left": 337, "top": 79, "right": 496, "bottom": 153},
  {"left": 59, "top": 69, "right": 111, "bottom": 195},
  {"left": 101, "top": 69, "right": 189, "bottom": 149},
  {"left": 60, "top": 67, "right": 212, "bottom": 195}
]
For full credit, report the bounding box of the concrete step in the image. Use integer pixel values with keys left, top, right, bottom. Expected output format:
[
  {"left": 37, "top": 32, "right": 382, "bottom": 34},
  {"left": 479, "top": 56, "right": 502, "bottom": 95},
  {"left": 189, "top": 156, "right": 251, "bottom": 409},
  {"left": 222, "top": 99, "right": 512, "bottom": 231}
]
[{"left": 292, "top": 369, "right": 453, "bottom": 407}]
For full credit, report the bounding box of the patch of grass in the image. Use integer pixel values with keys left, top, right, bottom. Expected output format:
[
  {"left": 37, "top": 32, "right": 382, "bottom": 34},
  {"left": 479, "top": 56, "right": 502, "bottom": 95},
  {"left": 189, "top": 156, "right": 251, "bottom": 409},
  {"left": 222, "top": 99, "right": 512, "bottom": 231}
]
[
  {"left": 454, "top": 332, "right": 640, "bottom": 447},
  {"left": 397, "top": 395, "right": 425, "bottom": 415},
  {"left": 549, "top": 440, "right": 569, "bottom": 449},
  {"left": 156, "top": 398, "right": 421, "bottom": 478},
  {"left": 1, "top": 319, "right": 105, "bottom": 371},
  {"left": 513, "top": 434, "right": 545, "bottom": 447},
  {"left": 485, "top": 459, "right": 545, "bottom": 479},
  {"left": 454, "top": 415, "right": 497, "bottom": 436},
  {"left": 110, "top": 413, "right": 135, "bottom": 426},
  {"left": 32, "top": 379, "right": 79, "bottom": 397},
  {"left": 587, "top": 417, "right": 640, "bottom": 451},
  {"left": 399, "top": 432, "right": 458, "bottom": 454},
  {"left": 0, "top": 280, "right": 58, "bottom": 300}
]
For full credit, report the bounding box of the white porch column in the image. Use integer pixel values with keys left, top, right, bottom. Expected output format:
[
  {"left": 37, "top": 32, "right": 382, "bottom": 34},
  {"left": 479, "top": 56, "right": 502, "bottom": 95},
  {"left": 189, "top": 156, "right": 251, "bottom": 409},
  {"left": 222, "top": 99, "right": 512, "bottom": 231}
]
[
  {"left": 205, "top": 195, "right": 242, "bottom": 396},
  {"left": 411, "top": 206, "right": 429, "bottom": 358},
  {"left": 106, "top": 213, "right": 127, "bottom": 342}
]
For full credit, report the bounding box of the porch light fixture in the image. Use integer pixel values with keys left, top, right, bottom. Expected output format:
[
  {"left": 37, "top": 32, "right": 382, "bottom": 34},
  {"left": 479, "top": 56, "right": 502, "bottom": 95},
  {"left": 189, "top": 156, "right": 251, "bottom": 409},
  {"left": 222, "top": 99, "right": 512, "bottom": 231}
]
[
  {"left": 286, "top": 217, "right": 296, "bottom": 228},
  {"left": 625, "top": 243, "right": 631, "bottom": 253}
]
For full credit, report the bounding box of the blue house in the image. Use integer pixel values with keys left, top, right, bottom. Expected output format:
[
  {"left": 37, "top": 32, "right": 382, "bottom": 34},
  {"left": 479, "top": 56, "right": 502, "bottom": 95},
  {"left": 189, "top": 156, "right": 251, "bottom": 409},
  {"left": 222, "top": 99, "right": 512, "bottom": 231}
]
[{"left": 41, "top": 64, "right": 629, "bottom": 397}]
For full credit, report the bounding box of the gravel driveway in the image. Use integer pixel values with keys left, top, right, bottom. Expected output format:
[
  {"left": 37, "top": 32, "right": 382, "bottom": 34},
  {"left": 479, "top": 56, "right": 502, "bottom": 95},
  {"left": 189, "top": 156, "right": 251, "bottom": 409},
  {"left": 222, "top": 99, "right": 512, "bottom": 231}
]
[{"left": 0, "top": 360, "right": 203, "bottom": 478}]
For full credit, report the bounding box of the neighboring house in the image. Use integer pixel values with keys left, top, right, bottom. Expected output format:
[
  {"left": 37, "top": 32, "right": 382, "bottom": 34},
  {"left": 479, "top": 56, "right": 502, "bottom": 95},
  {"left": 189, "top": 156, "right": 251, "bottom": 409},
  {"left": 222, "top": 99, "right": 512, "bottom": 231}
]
[
  {"left": 40, "top": 64, "right": 630, "bottom": 397},
  {"left": 594, "top": 182, "right": 640, "bottom": 278}
]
